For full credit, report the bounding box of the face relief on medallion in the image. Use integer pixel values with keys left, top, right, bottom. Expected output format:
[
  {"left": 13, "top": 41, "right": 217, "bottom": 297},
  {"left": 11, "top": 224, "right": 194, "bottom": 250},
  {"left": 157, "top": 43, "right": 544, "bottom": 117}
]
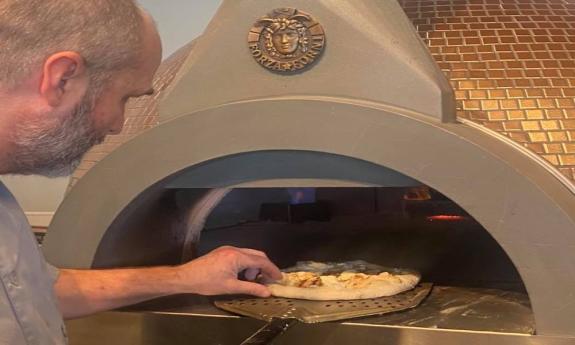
[{"left": 248, "top": 8, "right": 326, "bottom": 73}]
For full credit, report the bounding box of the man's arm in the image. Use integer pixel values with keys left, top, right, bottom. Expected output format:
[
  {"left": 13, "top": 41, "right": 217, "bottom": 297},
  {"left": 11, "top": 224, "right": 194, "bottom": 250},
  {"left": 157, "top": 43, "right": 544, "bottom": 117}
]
[{"left": 54, "top": 246, "right": 282, "bottom": 319}]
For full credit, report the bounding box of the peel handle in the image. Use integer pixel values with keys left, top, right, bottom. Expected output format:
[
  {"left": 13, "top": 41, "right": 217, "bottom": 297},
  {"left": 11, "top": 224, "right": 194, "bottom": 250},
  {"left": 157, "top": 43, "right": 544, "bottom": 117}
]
[{"left": 240, "top": 318, "right": 298, "bottom": 345}]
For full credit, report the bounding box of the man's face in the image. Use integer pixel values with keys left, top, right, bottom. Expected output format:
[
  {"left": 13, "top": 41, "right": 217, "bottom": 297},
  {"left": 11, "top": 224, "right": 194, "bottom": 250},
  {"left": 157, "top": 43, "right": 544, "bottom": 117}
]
[
  {"left": 9, "top": 14, "right": 162, "bottom": 177},
  {"left": 10, "top": 88, "right": 103, "bottom": 177}
]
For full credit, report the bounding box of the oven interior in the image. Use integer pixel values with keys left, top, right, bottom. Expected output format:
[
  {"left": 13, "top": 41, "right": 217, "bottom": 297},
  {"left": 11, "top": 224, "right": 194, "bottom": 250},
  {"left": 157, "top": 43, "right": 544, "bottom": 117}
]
[
  {"left": 100, "top": 184, "right": 535, "bottom": 335},
  {"left": 197, "top": 187, "right": 523, "bottom": 292}
]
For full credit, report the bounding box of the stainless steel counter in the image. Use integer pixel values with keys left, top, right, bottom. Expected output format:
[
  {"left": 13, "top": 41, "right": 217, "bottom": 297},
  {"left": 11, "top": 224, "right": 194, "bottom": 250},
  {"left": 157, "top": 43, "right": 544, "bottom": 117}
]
[{"left": 64, "top": 286, "right": 564, "bottom": 345}]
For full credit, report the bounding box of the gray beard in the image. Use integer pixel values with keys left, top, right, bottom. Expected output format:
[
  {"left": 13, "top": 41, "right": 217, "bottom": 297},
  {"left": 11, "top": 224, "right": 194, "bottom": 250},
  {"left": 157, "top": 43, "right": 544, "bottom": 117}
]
[{"left": 9, "top": 92, "right": 104, "bottom": 177}]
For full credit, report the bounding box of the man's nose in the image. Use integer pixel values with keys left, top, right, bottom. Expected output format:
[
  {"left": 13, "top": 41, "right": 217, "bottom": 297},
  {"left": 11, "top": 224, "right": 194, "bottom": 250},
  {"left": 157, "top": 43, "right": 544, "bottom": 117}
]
[{"left": 281, "top": 34, "right": 289, "bottom": 43}]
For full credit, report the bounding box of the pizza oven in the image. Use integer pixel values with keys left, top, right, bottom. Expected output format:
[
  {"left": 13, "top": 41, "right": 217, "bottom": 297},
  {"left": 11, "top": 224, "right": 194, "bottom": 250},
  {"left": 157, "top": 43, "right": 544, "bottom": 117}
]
[{"left": 43, "top": 1, "right": 575, "bottom": 344}]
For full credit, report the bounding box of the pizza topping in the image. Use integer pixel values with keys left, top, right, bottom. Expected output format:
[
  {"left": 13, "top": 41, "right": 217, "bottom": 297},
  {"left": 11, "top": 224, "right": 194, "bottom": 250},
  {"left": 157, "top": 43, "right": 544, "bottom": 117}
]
[
  {"left": 283, "top": 272, "right": 324, "bottom": 288},
  {"left": 268, "top": 261, "right": 421, "bottom": 301},
  {"left": 284, "top": 269, "right": 410, "bottom": 289},
  {"left": 336, "top": 272, "right": 372, "bottom": 288},
  {"left": 377, "top": 272, "right": 403, "bottom": 283}
]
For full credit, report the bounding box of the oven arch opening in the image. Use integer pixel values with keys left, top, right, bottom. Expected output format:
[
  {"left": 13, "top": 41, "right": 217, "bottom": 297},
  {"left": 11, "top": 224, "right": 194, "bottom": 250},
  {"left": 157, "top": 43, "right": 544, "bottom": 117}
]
[
  {"left": 85, "top": 150, "right": 536, "bottom": 335},
  {"left": 87, "top": 150, "right": 535, "bottom": 335},
  {"left": 91, "top": 149, "right": 538, "bottom": 335}
]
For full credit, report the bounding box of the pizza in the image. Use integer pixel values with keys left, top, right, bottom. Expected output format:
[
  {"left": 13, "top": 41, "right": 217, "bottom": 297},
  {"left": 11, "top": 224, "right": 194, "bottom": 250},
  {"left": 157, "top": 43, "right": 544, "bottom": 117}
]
[{"left": 266, "top": 261, "right": 420, "bottom": 301}]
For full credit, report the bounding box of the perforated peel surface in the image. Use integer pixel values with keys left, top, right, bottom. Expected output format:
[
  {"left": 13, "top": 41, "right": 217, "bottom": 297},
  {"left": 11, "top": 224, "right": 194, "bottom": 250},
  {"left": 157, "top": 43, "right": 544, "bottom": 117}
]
[{"left": 215, "top": 283, "right": 432, "bottom": 323}]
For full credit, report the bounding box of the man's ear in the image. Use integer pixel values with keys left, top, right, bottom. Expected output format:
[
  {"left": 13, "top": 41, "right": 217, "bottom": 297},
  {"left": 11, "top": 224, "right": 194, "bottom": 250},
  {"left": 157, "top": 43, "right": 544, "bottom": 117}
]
[{"left": 40, "top": 51, "right": 88, "bottom": 107}]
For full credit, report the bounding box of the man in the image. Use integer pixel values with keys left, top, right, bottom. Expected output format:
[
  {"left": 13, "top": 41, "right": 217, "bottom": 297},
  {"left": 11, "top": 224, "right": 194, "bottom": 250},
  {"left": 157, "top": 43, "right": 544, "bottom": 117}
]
[{"left": 0, "top": 1, "right": 282, "bottom": 344}]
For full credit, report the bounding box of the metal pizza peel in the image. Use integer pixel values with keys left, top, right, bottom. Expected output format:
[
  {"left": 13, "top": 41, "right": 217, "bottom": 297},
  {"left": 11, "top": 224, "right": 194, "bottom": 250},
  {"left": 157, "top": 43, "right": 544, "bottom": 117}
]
[{"left": 215, "top": 283, "right": 432, "bottom": 345}]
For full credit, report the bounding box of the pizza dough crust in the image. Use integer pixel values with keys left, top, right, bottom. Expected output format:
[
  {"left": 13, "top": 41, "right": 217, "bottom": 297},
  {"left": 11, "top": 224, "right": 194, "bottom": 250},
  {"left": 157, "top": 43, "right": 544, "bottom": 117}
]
[{"left": 266, "top": 261, "right": 420, "bottom": 301}]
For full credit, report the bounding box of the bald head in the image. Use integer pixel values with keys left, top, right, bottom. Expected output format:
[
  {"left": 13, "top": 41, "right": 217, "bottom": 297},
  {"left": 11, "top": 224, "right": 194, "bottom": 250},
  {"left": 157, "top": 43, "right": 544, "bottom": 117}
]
[{"left": 0, "top": 0, "right": 144, "bottom": 89}]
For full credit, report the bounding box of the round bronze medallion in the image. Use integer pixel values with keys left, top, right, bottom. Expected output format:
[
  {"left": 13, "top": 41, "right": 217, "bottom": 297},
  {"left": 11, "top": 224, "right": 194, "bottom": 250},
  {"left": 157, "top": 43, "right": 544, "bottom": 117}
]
[{"left": 248, "top": 8, "right": 326, "bottom": 73}]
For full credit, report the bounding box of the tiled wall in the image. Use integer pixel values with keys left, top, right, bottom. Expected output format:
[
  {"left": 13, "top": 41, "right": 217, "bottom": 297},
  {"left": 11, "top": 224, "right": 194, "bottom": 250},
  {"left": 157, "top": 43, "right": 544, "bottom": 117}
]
[
  {"left": 400, "top": 0, "right": 575, "bottom": 179},
  {"left": 71, "top": 0, "right": 575, "bottom": 186}
]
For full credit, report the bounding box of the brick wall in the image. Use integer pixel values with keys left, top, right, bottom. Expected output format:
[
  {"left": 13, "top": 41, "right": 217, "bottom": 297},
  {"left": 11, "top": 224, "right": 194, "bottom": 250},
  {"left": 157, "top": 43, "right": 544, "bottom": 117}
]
[{"left": 400, "top": 0, "right": 575, "bottom": 179}]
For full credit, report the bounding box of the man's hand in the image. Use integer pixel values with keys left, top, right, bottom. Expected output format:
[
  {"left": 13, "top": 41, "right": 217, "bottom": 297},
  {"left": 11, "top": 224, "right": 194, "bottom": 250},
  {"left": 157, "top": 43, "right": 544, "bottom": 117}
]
[
  {"left": 173, "top": 246, "right": 282, "bottom": 298},
  {"left": 54, "top": 246, "right": 281, "bottom": 319}
]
